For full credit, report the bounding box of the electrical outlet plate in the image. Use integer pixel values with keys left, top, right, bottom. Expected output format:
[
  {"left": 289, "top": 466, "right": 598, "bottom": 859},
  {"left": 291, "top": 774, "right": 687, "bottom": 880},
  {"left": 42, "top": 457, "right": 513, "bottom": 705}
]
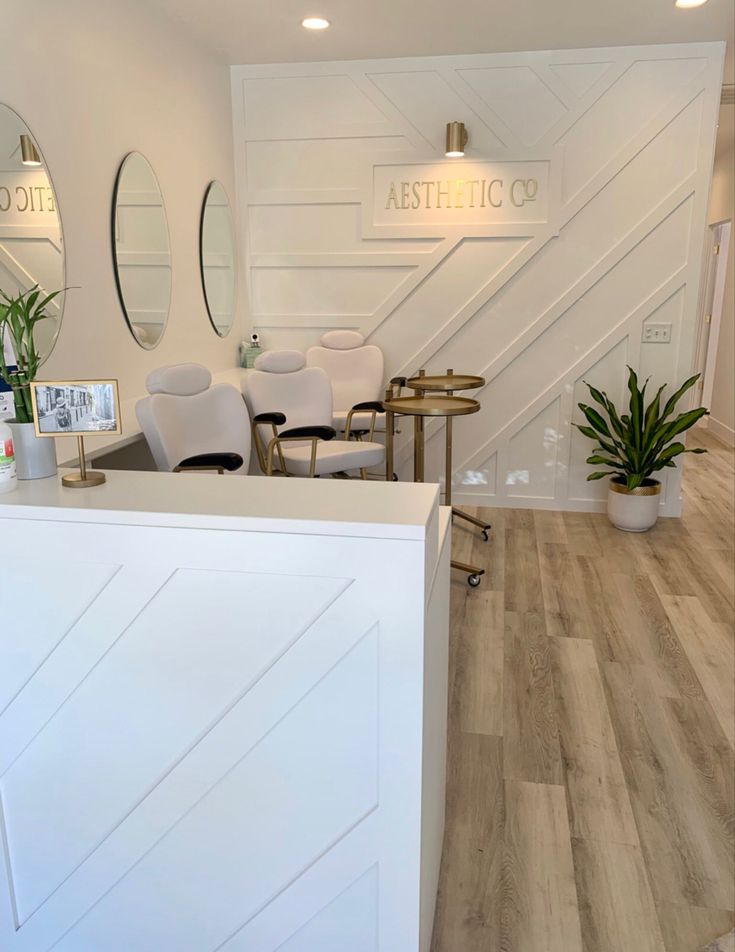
[{"left": 642, "top": 322, "right": 672, "bottom": 343}]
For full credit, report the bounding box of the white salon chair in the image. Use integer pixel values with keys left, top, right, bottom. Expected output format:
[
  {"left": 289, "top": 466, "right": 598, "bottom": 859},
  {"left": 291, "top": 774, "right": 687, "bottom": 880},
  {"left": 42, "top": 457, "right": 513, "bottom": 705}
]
[
  {"left": 305, "top": 330, "right": 386, "bottom": 438},
  {"left": 244, "top": 350, "right": 385, "bottom": 478},
  {"left": 136, "top": 363, "right": 251, "bottom": 474}
]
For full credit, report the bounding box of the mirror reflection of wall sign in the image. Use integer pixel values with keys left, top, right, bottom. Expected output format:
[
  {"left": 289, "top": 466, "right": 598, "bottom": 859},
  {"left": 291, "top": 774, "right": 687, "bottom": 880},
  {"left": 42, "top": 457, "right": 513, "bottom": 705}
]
[
  {"left": 367, "top": 157, "right": 559, "bottom": 237},
  {"left": 0, "top": 103, "right": 65, "bottom": 364},
  {"left": 0, "top": 180, "right": 57, "bottom": 215}
]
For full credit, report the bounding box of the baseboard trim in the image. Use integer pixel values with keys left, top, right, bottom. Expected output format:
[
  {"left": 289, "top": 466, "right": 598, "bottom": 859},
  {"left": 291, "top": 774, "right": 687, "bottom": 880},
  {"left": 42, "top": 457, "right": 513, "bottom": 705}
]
[{"left": 708, "top": 416, "right": 735, "bottom": 447}]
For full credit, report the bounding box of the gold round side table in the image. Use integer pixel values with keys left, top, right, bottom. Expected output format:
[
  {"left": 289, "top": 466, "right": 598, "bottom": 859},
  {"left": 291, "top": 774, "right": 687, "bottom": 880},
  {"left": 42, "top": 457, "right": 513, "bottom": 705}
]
[{"left": 382, "top": 390, "right": 485, "bottom": 587}]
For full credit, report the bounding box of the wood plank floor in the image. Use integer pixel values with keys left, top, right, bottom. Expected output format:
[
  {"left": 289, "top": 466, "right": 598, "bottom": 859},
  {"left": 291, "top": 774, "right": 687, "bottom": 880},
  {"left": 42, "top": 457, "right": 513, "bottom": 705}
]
[{"left": 432, "top": 428, "right": 735, "bottom": 952}]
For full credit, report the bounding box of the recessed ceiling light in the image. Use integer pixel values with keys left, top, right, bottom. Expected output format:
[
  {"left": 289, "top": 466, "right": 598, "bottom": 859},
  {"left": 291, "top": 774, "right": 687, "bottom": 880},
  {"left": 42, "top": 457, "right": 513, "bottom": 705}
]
[
  {"left": 675, "top": 0, "right": 708, "bottom": 8},
  {"left": 301, "top": 16, "right": 331, "bottom": 29}
]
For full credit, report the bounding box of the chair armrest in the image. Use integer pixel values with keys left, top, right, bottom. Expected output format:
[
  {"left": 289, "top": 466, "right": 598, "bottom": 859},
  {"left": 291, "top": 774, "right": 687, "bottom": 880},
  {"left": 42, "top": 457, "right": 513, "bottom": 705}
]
[
  {"left": 351, "top": 400, "right": 385, "bottom": 413},
  {"left": 175, "top": 452, "right": 244, "bottom": 473},
  {"left": 279, "top": 425, "right": 336, "bottom": 441},
  {"left": 253, "top": 411, "right": 287, "bottom": 426}
]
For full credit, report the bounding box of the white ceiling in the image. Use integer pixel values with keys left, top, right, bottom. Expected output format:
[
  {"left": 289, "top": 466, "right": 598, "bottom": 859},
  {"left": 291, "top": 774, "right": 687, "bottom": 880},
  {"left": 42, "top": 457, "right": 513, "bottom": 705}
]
[{"left": 151, "top": 0, "right": 734, "bottom": 78}]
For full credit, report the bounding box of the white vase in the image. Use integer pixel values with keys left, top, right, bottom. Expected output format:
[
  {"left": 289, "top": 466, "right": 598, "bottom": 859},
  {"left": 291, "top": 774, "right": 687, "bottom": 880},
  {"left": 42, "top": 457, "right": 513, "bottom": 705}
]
[
  {"left": 607, "top": 476, "right": 661, "bottom": 532},
  {"left": 8, "top": 420, "right": 57, "bottom": 480}
]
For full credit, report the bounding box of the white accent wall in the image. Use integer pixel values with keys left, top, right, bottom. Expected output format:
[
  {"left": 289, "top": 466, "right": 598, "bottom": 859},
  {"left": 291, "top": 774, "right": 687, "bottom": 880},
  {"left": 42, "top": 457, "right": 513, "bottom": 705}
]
[{"left": 233, "top": 43, "right": 724, "bottom": 514}]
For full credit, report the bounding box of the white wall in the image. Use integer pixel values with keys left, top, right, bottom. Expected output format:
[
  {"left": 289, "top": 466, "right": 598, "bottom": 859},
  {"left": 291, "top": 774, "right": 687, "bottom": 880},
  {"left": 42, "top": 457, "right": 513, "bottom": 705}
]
[
  {"left": 708, "top": 103, "right": 735, "bottom": 445},
  {"left": 233, "top": 43, "right": 724, "bottom": 513},
  {"left": 0, "top": 0, "right": 241, "bottom": 431}
]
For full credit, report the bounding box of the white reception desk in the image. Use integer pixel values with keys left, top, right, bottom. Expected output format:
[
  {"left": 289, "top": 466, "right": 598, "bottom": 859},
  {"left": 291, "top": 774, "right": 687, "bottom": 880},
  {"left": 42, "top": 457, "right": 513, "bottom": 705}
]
[{"left": 0, "top": 470, "right": 450, "bottom": 952}]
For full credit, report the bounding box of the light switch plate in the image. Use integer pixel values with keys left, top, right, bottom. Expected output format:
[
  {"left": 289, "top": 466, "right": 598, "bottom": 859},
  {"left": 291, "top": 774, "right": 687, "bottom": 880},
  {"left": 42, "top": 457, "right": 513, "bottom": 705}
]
[{"left": 642, "top": 322, "right": 672, "bottom": 343}]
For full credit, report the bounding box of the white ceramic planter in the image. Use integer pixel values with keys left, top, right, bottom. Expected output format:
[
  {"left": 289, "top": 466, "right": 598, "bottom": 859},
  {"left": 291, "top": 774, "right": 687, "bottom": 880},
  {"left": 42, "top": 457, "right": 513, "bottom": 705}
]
[
  {"left": 8, "top": 420, "right": 57, "bottom": 480},
  {"left": 607, "top": 476, "right": 661, "bottom": 532}
]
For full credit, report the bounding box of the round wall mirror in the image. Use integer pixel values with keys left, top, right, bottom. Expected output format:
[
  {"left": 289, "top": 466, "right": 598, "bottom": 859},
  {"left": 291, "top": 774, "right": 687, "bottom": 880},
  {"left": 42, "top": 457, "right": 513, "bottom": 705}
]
[
  {"left": 112, "top": 152, "right": 171, "bottom": 349},
  {"left": 200, "top": 181, "right": 235, "bottom": 337},
  {"left": 0, "top": 103, "right": 65, "bottom": 364}
]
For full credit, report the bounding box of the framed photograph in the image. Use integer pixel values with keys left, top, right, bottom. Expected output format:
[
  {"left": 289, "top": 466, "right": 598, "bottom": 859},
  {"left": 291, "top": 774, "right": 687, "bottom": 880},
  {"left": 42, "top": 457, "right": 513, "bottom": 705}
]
[{"left": 30, "top": 380, "right": 121, "bottom": 437}]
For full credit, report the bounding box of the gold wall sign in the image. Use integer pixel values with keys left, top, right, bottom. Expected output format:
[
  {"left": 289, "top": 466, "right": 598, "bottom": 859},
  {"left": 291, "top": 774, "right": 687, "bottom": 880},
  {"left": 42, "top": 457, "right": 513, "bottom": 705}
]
[{"left": 364, "top": 155, "right": 561, "bottom": 239}]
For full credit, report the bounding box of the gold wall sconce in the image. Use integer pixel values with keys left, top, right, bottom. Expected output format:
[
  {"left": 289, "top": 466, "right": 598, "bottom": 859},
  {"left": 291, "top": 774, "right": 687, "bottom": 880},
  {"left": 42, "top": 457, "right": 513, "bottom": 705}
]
[
  {"left": 20, "top": 133, "right": 41, "bottom": 167},
  {"left": 445, "top": 121, "right": 468, "bottom": 158}
]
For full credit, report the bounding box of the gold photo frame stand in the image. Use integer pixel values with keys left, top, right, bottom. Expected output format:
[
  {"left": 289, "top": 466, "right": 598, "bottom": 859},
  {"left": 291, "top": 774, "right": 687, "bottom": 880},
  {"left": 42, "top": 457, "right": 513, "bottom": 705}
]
[
  {"left": 62, "top": 435, "right": 106, "bottom": 488},
  {"left": 29, "top": 379, "right": 121, "bottom": 490}
]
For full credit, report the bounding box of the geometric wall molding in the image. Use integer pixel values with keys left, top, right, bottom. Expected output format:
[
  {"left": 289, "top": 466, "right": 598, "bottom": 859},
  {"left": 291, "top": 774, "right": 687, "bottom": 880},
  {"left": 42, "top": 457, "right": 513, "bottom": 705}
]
[
  {"left": 233, "top": 42, "right": 724, "bottom": 514},
  {"left": 0, "top": 506, "right": 450, "bottom": 951},
  {"left": 2, "top": 567, "right": 352, "bottom": 924}
]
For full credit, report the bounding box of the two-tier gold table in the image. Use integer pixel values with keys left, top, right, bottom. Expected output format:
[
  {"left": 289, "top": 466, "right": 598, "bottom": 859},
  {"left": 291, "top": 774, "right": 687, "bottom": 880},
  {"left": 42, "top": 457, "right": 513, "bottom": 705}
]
[
  {"left": 383, "top": 388, "right": 485, "bottom": 587},
  {"left": 405, "top": 370, "right": 492, "bottom": 542}
]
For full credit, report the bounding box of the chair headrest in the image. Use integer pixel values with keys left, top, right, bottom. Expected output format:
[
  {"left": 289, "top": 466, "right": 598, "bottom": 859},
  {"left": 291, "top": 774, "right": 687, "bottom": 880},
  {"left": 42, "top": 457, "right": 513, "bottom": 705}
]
[
  {"left": 320, "top": 330, "right": 365, "bottom": 351},
  {"left": 146, "top": 363, "right": 212, "bottom": 396},
  {"left": 254, "top": 350, "right": 306, "bottom": 373}
]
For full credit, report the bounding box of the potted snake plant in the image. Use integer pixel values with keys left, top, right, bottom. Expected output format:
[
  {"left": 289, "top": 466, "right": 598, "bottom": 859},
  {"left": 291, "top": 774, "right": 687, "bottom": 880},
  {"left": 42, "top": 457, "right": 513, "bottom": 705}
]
[
  {"left": 0, "top": 285, "right": 64, "bottom": 479},
  {"left": 576, "top": 367, "right": 708, "bottom": 531}
]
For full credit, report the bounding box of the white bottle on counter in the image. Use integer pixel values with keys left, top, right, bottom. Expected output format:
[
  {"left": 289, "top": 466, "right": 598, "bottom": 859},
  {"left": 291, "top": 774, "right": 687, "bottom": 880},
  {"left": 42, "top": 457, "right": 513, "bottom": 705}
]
[{"left": 0, "top": 419, "right": 18, "bottom": 494}]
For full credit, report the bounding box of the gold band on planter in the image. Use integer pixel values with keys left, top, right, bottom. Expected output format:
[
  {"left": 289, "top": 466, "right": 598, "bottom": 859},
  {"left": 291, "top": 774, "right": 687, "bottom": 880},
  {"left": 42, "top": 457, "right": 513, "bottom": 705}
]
[{"left": 609, "top": 479, "right": 661, "bottom": 496}]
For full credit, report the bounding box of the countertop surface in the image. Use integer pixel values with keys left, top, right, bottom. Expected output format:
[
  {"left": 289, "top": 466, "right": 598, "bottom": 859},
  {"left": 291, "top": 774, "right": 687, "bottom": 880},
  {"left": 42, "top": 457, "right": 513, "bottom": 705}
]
[{"left": 0, "top": 467, "right": 439, "bottom": 540}]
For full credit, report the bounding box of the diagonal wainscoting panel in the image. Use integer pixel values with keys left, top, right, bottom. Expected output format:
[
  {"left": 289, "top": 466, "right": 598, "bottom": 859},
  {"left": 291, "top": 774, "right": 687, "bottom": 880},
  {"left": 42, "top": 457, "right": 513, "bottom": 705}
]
[
  {"left": 399, "top": 89, "right": 704, "bottom": 383},
  {"left": 639, "top": 287, "right": 687, "bottom": 387},
  {"left": 251, "top": 265, "right": 415, "bottom": 320},
  {"left": 457, "top": 66, "right": 568, "bottom": 145},
  {"left": 50, "top": 630, "right": 379, "bottom": 952},
  {"left": 456, "top": 450, "right": 498, "bottom": 500},
  {"left": 403, "top": 185, "right": 693, "bottom": 479},
  {"left": 370, "top": 237, "right": 529, "bottom": 362},
  {"left": 246, "top": 137, "right": 412, "bottom": 193},
  {"left": 567, "top": 338, "right": 630, "bottom": 502},
  {"left": 241, "top": 75, "right": 392, "bottom": 140},
  {"left": 0, "top": 560, "right": 119, "bottom": 715},
  {"left": 505, "top": 397, "right": 562, "bottom": 500},
  {"left": 559, "top": 58, "right": 708, "bottom": 202},
  {"left": 366, "top": 71, "right": 506, "bottom": 154},
  {"left": 548, "top": 61, "right": 615, "bottom": 98},
  {"left": 1, "top": 568, "right": 349, "bottom": 924},
  {"left": 453, "top": 273, "right": 688, "bottom": 506},
  {"left": 249, "top": 204, "right": 440, "bottom": 256},
  {"left": 275, "top": 866, "right": 378, "bottom": 952},
  {"left": 433, "top": 93, "right": 704, "bottom": 380}
]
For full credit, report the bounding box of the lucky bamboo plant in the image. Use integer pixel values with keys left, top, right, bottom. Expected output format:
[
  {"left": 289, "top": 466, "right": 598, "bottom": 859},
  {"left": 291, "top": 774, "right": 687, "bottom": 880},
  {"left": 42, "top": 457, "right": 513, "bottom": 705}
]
[
  {"left": 576, "top": 366, "right": 708, "bottom": 490},
  {"left": 0, "top": 285, "right": 64, "bottom": 423}
]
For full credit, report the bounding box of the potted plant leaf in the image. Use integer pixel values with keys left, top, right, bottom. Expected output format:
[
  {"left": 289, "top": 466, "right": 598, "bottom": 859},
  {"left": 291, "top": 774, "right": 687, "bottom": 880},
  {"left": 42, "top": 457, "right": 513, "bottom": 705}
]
[
  {"left": 0, "top": 285, "right": 64, "bottom": 479},
  {"left": 576, "top": 366, "right": 708, "bottom": 531}
]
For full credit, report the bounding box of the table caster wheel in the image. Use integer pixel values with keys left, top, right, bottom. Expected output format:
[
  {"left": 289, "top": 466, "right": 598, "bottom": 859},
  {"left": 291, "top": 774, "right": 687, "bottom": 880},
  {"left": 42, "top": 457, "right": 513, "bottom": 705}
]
[{"left": 468, "top": 573, "right": 482, "bottom": 588}]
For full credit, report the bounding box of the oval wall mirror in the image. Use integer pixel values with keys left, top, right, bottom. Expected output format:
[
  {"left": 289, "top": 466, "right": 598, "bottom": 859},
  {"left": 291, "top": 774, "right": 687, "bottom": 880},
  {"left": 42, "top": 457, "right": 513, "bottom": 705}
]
[
  {"left": 0, "top": 103, "right": 65, "bottom": 364},
  {"left": 200, "top": 181, "right": 235, "bottom": 337},
  {"left": 111, "top": 152, "right": 171, "bottom": 349}
]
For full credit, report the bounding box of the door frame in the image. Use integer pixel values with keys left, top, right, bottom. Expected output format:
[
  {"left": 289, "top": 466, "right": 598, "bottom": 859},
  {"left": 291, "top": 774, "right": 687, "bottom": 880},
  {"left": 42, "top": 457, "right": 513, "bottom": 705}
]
[{"left": 695, "top": 219, "right": 732, "bottom": 417}]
